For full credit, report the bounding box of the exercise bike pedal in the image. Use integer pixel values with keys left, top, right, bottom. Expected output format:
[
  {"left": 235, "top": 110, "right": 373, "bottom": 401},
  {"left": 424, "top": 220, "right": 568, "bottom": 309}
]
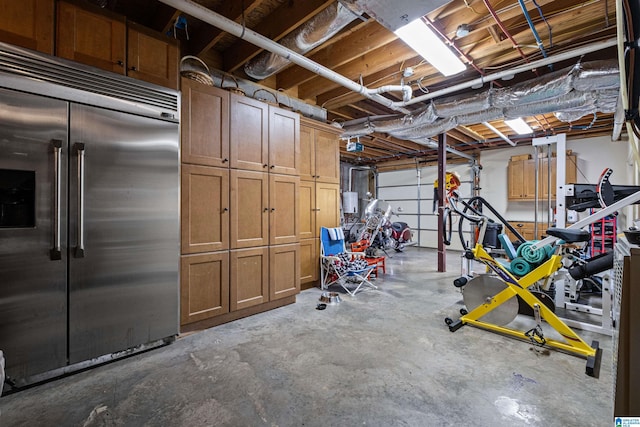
[
  {"left": 586, "top": 340, "right": 602, "bottom": 378},
  {"left": 445, "top": 318, "right": 465, "bottom": 332}
]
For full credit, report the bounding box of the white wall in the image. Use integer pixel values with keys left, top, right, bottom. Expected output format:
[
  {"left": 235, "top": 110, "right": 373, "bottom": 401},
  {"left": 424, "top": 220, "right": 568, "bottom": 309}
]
[{"left": 375, "top": 135, "right": 635, "bottom": 249}]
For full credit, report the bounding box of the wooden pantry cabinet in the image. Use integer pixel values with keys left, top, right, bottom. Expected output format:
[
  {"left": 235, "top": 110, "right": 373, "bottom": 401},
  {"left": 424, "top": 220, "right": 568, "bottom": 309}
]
[
  {"left": 0, "top": 0, "right": 54, "bottom": 54},
  {"left": 299, "top": 117, "right": 342, "bottom": 288},
  {"left": 180, "top": 79, "right": 303, "bottom": 329},
  {"left": 508, "top": 155, "right": 577, "bottom": 200},
  {"left": 56, "top": 0, "right": 178, "bottom": 89}
]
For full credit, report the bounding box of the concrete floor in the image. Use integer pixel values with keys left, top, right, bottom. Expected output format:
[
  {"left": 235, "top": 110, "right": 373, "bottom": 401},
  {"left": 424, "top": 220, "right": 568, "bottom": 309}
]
[{"left": 0, "top": 247, "right": 613, "bottom": 426}]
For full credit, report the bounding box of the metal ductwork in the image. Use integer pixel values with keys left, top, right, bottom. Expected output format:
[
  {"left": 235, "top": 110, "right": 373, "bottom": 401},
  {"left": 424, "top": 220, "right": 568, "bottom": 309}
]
[
  {"left": 340, "top": 60, "right": 620, "bottom": 141},
  {"left": 244, "top": 2, "right": 362, "bottom": 80}
]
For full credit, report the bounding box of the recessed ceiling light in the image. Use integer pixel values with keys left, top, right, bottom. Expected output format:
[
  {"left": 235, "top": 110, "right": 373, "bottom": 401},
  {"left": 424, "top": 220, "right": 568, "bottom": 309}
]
[{"left": 505, "top": 117, "right": 533, "bottom": 135}]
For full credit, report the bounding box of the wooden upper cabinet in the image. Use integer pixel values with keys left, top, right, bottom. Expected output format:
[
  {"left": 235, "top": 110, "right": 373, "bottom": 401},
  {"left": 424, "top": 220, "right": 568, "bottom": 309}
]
[
  {"left": 270, "top": 174, "right": 300, "bottom": 245},
  {"left": 127, "top": 23, "right": 179, "bottom": 89},
  {"left": 56, "top": 1, "right": 126, "bottom": 74},
  {"left": 299, "top": 118, "right": 341, "bottom": 183},
  {"left": 269, "top": 106, "right": 300, "bottom": 176},
  {"left": 0, "top": 0, "right": 54, "bottom": 54},
  {"left": 181, "top": 165, "right": 229, "bottom": 254},
  {"left": 508, "top": 155, "right": 577, "bottom": 200},
  {"left": 181, "top": 78, "right": 230, "bottom": 168},
  {"left": 230, "top": 94, "right": 269, "bottom": 172}
]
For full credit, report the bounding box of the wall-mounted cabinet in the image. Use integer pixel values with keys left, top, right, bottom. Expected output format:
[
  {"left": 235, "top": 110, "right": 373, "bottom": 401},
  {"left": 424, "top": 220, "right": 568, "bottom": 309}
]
[
  {"left": 56, "top": 1, "right": 178, "bottom": 89},
  {"left": 230, "top": 247, "right": 269, "bottom": 311},
  {"left": 230, "top": 169, "right": 269, "bottom": 249},
  {"left": 0, "top": 0, "right": 54, "bottom": 54},
  {"left": 507, "top": 155, "right": 577, "bottom": 200}
]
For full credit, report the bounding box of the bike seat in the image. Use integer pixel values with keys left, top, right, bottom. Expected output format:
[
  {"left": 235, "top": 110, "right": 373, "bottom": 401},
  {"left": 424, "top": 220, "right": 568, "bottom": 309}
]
[
  {"left": 546, "top": 227, "right": 590, "bottom": 243},
  {"left": 391, "top": 222, "right": 408, "bottom": 232}
]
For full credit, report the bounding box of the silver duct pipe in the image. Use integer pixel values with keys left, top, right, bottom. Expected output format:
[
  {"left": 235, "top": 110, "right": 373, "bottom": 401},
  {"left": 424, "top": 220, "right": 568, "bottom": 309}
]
[
  {"left": 245, "top": 3, "right": 362, "bottom": 80},
  {"left": 157, "top": 0, "right": 412, "bottom": 114},
  {"left": 391, "top": 38, "right": 617, "bottom": 109},
  {"left": 341, "top": 60, "right": 620, "bottom": 141}
]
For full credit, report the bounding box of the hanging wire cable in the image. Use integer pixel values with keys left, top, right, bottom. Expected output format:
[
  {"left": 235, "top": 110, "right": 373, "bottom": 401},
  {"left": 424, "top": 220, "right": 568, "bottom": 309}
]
[
  {"left": 517, "top": 0, "right": 551, "bottom": 67},
  {"left": 531, "top": 0, "right": 553, "bottom": 47}
]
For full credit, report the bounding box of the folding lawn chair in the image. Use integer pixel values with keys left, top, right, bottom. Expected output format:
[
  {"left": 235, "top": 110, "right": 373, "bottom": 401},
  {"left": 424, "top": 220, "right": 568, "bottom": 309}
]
[{"left": 320, "top": 227, "right": 377, "bottom": 296}]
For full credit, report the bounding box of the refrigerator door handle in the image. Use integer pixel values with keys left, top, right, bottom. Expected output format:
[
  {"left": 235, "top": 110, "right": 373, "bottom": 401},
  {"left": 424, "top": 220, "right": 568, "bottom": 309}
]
[
  {"left": 74, "top": 142, "right": 86, "bottom": 258},
  {"left": 50, "top": 139, "right": 63, "bottom": 260}
]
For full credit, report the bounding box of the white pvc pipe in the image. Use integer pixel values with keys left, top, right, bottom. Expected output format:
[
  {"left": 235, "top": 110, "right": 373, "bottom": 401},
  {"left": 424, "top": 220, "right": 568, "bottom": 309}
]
[
  {"left": 157, "top": 0, "right": 412, "bottom": 114},
  {"left": 482, "top": 121, "right": 516, "bottom": 146}
]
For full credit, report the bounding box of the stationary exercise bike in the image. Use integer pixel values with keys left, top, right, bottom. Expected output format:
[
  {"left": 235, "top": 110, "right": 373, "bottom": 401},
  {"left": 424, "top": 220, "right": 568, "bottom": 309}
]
[{"left": 442, "top": 190, "right": 605, "bottom": 377}]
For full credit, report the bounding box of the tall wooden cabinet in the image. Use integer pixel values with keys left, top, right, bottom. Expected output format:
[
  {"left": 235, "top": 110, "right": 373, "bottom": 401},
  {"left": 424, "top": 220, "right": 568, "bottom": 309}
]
[
  {"left": 180, "top": 77, "right": 301, "bottom": 330},
  {"left": 299, "top": 117, "right": 342, "bottom": 289},
  {"left": 0, "top": 0, "right": 54, "bottom": 54},
  {"left": 507, "top": 155, "right": 577, "bottom": 200}
]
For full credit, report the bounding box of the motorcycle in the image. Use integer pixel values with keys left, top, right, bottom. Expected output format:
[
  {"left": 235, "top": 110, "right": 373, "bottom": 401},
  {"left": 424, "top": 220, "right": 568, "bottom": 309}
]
[{"left": 355, "top": 198, "right": 415, "bottom": 252}]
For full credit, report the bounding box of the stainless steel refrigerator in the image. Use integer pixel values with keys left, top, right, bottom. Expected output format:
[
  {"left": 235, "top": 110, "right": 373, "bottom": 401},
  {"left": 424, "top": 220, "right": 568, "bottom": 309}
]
[{"left": 0, "top": 43, "right": 180, "bottom": 388}]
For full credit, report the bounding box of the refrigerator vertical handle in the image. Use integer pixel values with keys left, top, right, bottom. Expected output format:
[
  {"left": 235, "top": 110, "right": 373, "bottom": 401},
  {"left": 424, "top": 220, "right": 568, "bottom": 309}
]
[
  {"left": 75, "top": 142, "right": 86, "bottom": 258},
  {"left": 50, "top": 139, "right": 62, "bottom": 260}
]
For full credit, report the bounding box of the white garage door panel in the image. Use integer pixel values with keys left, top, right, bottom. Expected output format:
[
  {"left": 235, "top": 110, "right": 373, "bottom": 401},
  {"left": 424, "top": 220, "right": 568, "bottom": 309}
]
[
  {"left": 378, "top": 186, "right": 417, "bottom": 199},
  {"left": 380, "top": 169, "right": 417, "bottom": 185}
]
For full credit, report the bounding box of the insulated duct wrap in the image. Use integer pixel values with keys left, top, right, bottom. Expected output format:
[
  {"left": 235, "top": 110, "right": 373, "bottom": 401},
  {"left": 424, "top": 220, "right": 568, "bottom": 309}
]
[
  {"left": 244, "top": 3, "right": 361, "bottom": 80},
  {"left": 340, "top": 60, "right": 620, "bottom": 140}
]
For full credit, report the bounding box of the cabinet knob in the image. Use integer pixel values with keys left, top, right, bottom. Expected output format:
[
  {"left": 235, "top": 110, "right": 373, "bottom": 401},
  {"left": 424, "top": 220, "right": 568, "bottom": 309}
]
[
  {"left": 264, "top": 208, "right": 269, "bottom": 212},
  {"left": 116, "top": 60, "right": 124, "bottom": 67},
  {"left": 270, "top": 165, "right": 275, "bottom": 169},
  {"left": 129, "top": 66, "right": 137, "bottom": 72},
  {"left": 222, "top": 208, "right": 228, "bottom": 212},
  {"left": 222, "top": 158, "right": 228, "bottom": 163},
  {"left": 271, "top": 208, "right": 276, "bottom": 212},
  {"left": 263, "top": 164, "right": 268, "bottom": 168}
]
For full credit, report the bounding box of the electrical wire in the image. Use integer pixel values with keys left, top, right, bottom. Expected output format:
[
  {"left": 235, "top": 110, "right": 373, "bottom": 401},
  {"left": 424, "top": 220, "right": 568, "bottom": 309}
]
[{"left": 531, "top": 0, "right": 553, "bottom": 47}]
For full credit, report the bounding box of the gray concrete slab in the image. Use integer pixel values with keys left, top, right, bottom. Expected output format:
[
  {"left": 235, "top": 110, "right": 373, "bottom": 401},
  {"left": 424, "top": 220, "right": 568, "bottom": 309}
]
[{"left": 0, "top": 247, "right": 613, "bottom": 426}]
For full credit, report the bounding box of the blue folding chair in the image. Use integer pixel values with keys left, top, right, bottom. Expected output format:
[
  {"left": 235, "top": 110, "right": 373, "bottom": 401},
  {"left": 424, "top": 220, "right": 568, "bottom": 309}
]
[{"left": 320, "top": 227, "right": 377, "bottom": 296}]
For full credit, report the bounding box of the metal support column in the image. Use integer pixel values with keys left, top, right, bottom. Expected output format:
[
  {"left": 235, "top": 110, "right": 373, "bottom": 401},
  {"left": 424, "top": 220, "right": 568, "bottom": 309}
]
[{"left": 437, "top": 134, "right": 446, "bottom": 272}]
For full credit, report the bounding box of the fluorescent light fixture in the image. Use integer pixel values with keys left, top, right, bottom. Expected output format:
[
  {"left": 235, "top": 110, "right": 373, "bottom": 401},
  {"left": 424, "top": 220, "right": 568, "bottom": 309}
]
[
  {"left": 505, "top": 117, "right": 534, "bottom": 135},
  {"left": 394, "top": 19, "right": 466, "bottom": 76}
]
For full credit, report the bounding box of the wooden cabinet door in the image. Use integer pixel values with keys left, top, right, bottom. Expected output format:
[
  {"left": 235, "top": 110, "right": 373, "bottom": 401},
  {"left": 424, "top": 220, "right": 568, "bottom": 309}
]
[
  {"left": 230, "top": 247, "right": 269, "bottom": 310},
  {"left": 315, "top": 128, "right": 340, "bottom": 184},
  {"left": 180, "top": 252, "right": 229, "bottom": 325},
  {"left": 181, "top": 78, "right": 230, "bottom": 168},
  {"left": 270, "top": 243, "right": 300, "bottom": 300},
  {"left": 56, "top": 1, "right": 126, "bottom": 74},
  {"left": 299, "top": 123, "right": 315, "bottom": 181},
  {"left": 0, "top": 0, "right": 54, "bottom": 54},
  {"left": 269, "top": 106, "right": 300, "bottom": 176},
  {"left": 508, "top": 160, "right": 524, "bottom": 199},
  {"left": 127, "top": 23, "right": 179, "bottom": 89},
  {"left": 270, "top": 174, "right": 300, "bottom": 245},
  {"left": 299, "top": 180, "right": 316, "bottom": 240},
  {"left": 299, "top": 238, "right": 318, "bottom": 284},
  {"left": 230, "top": 170, "right": 269, "bottom": 249},
  {"left": 230, "top": 94, "right": 268, "bottom": 172},
  {"left": 523, "top": 160, "right": 537, "bottom": 199},
  {"left": 181, "top": 165, "right": 229, "bottom": 254},
  {"left": 316, "top": 182, "right": 341, "bottom": 235}
]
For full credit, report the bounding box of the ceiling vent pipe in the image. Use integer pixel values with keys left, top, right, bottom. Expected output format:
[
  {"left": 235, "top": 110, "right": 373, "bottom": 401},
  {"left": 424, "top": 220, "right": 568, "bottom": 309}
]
[
  {"left": 245, "top": 3, "right": 363, "bottom": 80},
  {"left": 340, "top": 60, "right": 620, "bottom": 141}
]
